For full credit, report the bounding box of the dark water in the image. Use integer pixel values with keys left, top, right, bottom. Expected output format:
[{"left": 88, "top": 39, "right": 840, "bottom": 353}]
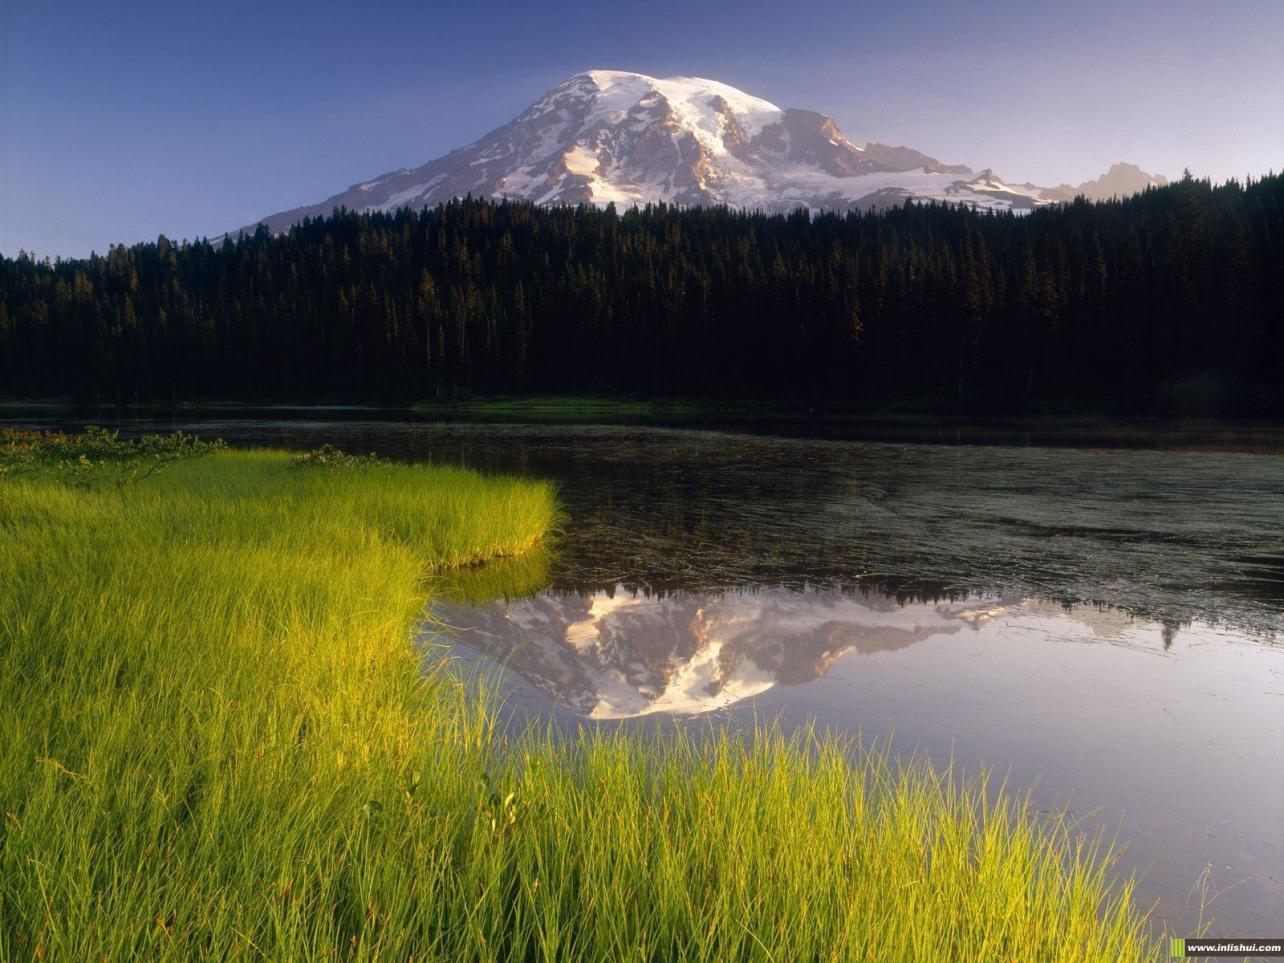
[{"left": 9, "top": 416, "right": 1283, "bottom": 938}]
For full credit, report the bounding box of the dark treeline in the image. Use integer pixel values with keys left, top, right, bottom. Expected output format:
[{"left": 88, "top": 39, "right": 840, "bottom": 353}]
[{"left": 2, "top": 173, "right": 1281, "bottom": 414}]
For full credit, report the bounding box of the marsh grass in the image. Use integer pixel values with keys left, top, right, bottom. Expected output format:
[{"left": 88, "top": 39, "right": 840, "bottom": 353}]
[
  {"left": 0, "top": 437, "right": 1157, "bottom": 960},
  {"left": 433, "top": 546, "right": 555, "bottom": 604}
]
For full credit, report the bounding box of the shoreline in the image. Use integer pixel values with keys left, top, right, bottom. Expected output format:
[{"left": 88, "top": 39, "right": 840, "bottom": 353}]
[
  {"left": 0, "top": 430, "right": 1161, "bottom": 960},
  {"left": 3, "top": 395, "right": 1282, "bottom": 451}
]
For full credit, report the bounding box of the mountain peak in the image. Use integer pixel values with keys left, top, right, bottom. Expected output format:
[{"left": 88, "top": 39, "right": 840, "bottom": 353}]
[
  {"left": 554, "top": 69, "right": 785, "bottom": 148},
  {"left": 1041, "top": 162, "right": 1169, "bottom": 203},
  {"left": 232, "top": 71, "right": 1162, "bottom": 236}
]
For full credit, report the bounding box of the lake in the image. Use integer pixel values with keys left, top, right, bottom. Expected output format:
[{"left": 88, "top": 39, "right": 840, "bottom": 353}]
[{"left": 10, "top": 415, "right": 1283, "bottom": 937}]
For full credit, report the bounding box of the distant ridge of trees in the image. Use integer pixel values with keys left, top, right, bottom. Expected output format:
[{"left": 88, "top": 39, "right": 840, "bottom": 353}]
[{"left": 1, "top": 173, "right": 1280, "bottom": 415}]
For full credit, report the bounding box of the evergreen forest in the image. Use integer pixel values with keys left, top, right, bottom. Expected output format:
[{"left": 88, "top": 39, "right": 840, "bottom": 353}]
[{"left": 2, "top": 172, "right": 1279, "bottom": 415}]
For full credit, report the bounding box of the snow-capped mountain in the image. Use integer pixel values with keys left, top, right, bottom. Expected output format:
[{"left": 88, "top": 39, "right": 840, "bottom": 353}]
[{"left": 237, "top": 70, "right": 1166, "bottom": 234}]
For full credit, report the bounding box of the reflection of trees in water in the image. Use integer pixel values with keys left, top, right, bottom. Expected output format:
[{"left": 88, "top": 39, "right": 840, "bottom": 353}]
[{"left": 547, "top": 578, "right": 979, "bottom": 608}]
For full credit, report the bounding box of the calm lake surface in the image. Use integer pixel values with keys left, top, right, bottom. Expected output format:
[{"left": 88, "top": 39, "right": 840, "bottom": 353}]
[{"left": 11, "top": 416, "right": 1283, "bottom": 937}]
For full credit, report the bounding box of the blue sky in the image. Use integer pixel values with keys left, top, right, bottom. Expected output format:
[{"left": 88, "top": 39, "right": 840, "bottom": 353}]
[{"left": 3, "top": 0, "right": 1281, "bottom": 258}]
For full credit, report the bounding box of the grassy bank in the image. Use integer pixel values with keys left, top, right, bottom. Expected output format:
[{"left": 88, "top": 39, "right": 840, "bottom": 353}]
[{"left": 0, "top": 432, "right": 1157, "bottom": 960}]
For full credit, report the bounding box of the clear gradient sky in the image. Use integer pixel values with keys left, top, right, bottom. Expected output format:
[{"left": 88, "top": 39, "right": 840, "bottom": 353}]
[{"left": 2, "top": 0, "right": 1281, "bottom": 258}]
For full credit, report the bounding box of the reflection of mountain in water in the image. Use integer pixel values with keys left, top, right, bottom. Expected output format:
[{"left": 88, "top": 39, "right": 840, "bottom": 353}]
[{"left": 433, "top": 587, "right": 991, "bottom": 718}]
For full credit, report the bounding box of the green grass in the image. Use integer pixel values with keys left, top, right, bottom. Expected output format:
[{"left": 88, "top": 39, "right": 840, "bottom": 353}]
[{"left": 0, "top": 435, "right": 1158, "bottom": 961}]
